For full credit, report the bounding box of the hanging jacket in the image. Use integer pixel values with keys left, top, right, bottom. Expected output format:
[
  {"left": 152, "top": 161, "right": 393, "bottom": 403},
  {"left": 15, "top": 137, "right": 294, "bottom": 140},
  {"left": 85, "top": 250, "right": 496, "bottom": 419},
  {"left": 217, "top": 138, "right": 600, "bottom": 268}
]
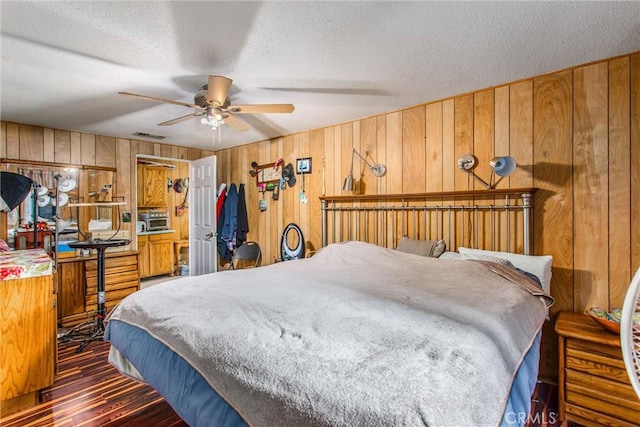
[
  {"left": 217, "top": 200, "right": 231, "bottom": 262},
  {"left": 220, "top": 183, "right": 238, "bottom": 249},
  {"left": 236, "top": 184, "right": 249, "bottom": 247},
  {"left": 216, "top": 201, "right": 232, "bottom": 262},
  {"left": 216, "top": 187, "right": 226, "bottom": 221}
]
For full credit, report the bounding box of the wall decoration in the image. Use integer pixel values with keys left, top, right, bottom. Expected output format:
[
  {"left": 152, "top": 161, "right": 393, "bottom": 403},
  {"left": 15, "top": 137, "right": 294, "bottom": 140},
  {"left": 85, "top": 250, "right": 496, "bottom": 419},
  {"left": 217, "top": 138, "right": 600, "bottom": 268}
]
[
  {"left": 296, "top": 157, "right": 312, "bottom": 174},
  {"left": 252, "top": 160, "right": 284, "bottom": 185}
]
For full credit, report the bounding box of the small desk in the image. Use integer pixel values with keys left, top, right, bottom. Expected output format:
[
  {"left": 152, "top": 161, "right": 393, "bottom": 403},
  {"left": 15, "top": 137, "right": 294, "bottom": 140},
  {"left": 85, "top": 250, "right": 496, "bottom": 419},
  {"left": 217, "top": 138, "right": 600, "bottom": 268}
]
[{"left": 173, "top": 239, "right": 189, "bottom": 275}]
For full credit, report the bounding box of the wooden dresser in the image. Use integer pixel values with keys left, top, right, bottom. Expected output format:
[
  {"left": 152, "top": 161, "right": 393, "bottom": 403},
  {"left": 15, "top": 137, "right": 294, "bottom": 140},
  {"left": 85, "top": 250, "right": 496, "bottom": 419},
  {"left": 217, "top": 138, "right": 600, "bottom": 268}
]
[
  {"left": 555, "top": 311, "right": 640, "bottom": 426},
  {"left": 57, "top": 250, "right": 140, "bottom": 327},
  {"left": 0, "top": 250, "right": 56, "bottom": 415}
]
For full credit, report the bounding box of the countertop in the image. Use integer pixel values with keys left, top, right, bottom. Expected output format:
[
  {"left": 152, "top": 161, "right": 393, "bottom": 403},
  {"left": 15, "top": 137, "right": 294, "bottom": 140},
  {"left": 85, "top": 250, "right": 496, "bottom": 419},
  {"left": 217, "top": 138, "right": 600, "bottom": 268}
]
[
  {"left": 137, "top": 229, "right": 176, "bottom": 236},
  {"left": 0, "top": 249, "right": 53, "bottom": 280}
]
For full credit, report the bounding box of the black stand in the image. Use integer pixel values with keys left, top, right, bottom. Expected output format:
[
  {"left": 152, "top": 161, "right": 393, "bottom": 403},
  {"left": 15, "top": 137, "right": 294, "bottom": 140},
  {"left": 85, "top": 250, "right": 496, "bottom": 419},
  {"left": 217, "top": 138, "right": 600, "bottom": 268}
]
[{"left": 68, "top": 239, "right": 130, "bottom": 353}]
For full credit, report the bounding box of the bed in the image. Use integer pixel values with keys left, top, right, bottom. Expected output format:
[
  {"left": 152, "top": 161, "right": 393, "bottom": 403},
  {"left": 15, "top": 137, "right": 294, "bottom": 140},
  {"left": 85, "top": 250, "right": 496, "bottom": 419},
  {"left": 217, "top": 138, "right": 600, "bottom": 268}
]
[{"left": 105, "top": 189, "right": 553, "bottom": 427}]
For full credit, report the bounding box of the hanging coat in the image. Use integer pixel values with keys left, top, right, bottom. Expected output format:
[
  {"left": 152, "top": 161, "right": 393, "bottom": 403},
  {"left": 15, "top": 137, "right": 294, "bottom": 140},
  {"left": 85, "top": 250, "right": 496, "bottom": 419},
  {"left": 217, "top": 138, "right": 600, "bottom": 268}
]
[
  {"left": 220, "top": 183, "right": 238, "bottom": 250},
  {"left": 236, "top": 184, "right": 249, "bottom": 247},
  {"left": 216, "top": 187, "right": 226, "bottom": 221},
  {"left": 216, "top": 201, "right": 231, "bottom": 262}
]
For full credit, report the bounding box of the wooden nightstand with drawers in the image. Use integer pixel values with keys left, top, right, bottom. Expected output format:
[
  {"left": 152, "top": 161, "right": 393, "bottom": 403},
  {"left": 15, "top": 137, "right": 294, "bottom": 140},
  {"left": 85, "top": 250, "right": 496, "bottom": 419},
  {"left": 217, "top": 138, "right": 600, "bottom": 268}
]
[{"left": 555, "top": 311, "right": 640, "bottom": 426}]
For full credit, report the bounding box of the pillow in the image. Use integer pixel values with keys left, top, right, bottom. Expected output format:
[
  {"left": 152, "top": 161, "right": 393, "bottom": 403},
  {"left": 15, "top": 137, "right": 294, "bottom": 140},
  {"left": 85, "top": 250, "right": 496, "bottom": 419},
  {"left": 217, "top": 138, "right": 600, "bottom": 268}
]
[
  {"left": 396, "top": 237, "right": 446, "bottom": 258},
  {"left": 458, "top": 247, "right": 553, "bottom": 294},
  {"left": 438, "top": 251, "right": 463, "bottom": 260},
  {"left": 461, "top": 252, "right": 514, "bottom": 267}
]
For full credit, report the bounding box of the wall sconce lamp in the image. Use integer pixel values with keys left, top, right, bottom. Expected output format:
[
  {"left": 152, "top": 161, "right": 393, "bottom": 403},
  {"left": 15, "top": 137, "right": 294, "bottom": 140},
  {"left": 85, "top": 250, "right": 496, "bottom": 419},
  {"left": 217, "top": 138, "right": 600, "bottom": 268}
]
[
  {"left": 457, "top": 154, "right": 517, "bottom": 189},
  {"left": 343, "top": 148, "right": 386, "bottom": 192}
]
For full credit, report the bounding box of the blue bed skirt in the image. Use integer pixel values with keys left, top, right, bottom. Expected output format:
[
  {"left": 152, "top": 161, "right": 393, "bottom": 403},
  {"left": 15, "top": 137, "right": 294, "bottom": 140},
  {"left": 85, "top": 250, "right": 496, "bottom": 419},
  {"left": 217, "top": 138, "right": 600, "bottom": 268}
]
[{"left": 105, "top": 320, "right": 541, "bottom": 427}]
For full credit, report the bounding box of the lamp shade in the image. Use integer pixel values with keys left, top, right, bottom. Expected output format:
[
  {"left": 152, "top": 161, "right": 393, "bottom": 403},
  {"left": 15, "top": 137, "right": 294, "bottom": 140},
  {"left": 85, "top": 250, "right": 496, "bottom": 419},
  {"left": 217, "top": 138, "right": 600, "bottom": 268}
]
[
  {"left": 491, "top": 156, "right": 517, "bottom": 177},
  {"left": 0, "top": 172, "right": 33, "bottom": 212},
  {"left": 342, "top": 174, "right": 355, "bottom": 192}
]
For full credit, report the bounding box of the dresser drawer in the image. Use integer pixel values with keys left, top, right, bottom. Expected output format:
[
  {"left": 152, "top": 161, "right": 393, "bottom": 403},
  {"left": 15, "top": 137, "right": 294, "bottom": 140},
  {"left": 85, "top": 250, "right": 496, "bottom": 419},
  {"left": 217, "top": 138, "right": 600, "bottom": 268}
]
[
  {"left": 566, "top": 385, "right": 640, "bottom": 425},
  {"left": 565, "top": 339, "right": 629, "bottom": 383},
  {"left": 566, "top": 369, "right": 640, "bottom": 404},
  {"left": 85, "top": 254, "right": 138, "bottom": 273},
  {"left": 565, "top": 402, "right": 640, "bottom": 427}
]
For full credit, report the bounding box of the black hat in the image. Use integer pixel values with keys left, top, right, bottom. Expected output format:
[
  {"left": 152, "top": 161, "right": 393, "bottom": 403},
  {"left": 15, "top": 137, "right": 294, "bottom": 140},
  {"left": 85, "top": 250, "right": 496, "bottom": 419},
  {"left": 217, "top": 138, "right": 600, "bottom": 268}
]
[{"left": 282, "top": 163, "right": 296, "bottom": 187}]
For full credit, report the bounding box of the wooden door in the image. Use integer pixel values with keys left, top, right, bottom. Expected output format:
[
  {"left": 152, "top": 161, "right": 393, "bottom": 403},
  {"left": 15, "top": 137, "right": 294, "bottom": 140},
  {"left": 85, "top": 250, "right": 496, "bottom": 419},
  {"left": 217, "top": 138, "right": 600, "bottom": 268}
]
[{"left": 138, "top": 237, "right": 150, "bottom": 278}]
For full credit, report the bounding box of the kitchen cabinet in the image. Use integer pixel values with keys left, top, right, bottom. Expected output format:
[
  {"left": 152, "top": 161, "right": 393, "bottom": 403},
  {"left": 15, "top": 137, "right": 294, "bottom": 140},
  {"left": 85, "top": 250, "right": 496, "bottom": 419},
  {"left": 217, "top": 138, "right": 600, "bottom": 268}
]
[
  {"left": 138, "top": 237, "right": 150, "bottom": 278},
  {"left": 137, "top": 165, "right": 168, "bottom": 207},
  {"left": 0, "top": 250, "right": 55, "bottom": 415},
  {"left": 138, "top": 232, "right": 175, "bottom": 278}
]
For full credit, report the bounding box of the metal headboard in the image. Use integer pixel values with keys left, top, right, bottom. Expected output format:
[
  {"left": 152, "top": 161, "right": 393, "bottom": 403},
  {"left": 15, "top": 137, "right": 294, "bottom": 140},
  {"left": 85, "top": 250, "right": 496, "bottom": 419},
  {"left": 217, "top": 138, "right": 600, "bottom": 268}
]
[{"left": 320, "top": 188, "right": 536, "bottom": 255}]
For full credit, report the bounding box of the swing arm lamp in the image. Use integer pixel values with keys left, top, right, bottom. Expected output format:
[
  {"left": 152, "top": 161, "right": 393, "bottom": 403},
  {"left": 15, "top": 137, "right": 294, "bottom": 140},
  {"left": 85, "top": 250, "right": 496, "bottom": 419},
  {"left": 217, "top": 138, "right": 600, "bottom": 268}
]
[{"left": 342, "top": 149, "right": 386, "bottom": 192}]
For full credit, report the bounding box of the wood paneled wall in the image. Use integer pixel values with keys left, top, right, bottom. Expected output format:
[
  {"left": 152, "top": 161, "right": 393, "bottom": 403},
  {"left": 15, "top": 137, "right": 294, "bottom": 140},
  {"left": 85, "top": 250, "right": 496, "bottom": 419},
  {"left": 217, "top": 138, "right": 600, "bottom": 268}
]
[
  {"left": 214, "top": 52, "right": 640, "bottom": 381},
  {"left": 1, "top": 52, "right": 638, "bottom": 381},
  {"left": 0, "top": 123, "right": 213, "bottom": 244}
]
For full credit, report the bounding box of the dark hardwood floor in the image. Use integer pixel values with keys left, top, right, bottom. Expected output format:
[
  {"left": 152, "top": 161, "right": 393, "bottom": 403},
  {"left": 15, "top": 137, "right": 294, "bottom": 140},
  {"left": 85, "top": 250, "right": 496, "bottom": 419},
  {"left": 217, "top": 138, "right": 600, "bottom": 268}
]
[
  {"left": 0, "top": 340, "right": 187, "bottom": 427},
  {"left": 1, "top": 339, "right": 568, "bottom": 426}
]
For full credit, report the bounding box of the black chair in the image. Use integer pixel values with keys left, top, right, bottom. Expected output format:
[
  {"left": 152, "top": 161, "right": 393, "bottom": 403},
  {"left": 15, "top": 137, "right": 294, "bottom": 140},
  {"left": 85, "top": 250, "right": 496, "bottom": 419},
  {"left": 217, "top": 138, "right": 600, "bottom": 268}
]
[{"left": 232, "top": 241, "right": 261, "bottom": 269}]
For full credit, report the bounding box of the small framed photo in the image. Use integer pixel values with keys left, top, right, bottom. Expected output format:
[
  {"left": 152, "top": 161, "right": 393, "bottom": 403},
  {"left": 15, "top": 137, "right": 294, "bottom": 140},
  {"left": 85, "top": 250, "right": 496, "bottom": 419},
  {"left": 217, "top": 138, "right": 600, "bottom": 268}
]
[{"left": 296, "top": 157, "right": 312, "bottom": 174}]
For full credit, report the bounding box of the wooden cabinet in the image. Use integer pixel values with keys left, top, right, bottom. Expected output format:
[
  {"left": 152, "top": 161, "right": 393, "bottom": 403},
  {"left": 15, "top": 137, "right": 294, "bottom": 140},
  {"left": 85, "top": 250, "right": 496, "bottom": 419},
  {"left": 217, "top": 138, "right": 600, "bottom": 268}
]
[
  {"left": 138, "top": 232, "right": 174, "bottom": 278},
  {"left": 57, "top": 261, "right": 85, "bottom": 322},
  {"left": 137, "top": 165, "right": 168, "bottom": 207},
  {"left": 57, "top": 251, "right": 140, "bottom": 328},
  {"left": 85, "top": 252, "right": 140, "bottom": 312},
  {"left": 555, "top": 311, "right": 640, "bottom": 426},
  {"left": 138, "top": 237, "right": 150, "bottom": 278},
  {"left": 0, "top": 251, "right": 56, "bottom": 416}
]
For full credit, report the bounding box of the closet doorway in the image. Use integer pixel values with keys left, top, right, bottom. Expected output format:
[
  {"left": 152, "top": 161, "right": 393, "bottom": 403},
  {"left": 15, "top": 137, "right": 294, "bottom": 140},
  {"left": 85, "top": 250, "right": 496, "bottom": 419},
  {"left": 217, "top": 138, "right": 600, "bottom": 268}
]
[{"left": 135, "top": 155, "right": 190, "bottom": 279}]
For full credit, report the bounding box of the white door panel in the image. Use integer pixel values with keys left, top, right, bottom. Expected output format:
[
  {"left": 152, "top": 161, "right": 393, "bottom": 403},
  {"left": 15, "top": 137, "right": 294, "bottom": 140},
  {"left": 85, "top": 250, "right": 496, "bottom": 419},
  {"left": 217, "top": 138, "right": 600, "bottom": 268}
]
[{"left": 189, "top": 156, "right": 217, "bottom": 275}]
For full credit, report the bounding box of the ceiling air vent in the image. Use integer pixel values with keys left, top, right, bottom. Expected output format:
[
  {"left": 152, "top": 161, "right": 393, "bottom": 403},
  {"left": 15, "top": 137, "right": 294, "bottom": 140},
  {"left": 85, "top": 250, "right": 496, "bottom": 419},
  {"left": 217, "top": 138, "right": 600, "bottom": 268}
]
[{"left": 132, "top": 131, "right": 166, "bottom": 140}]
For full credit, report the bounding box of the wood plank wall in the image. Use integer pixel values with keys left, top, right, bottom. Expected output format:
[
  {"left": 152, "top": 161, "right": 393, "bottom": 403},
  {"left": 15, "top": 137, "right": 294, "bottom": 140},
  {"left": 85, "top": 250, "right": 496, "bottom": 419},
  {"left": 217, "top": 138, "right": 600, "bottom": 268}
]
[
  {"left": 214, "top": 52, "right": 640, "bottom": 381},
  {"left": 0, "top": 124, "right": 213, "bottom": 246},
  {"left": 0, "top": 52, "right": 638, "bottom": 381}
]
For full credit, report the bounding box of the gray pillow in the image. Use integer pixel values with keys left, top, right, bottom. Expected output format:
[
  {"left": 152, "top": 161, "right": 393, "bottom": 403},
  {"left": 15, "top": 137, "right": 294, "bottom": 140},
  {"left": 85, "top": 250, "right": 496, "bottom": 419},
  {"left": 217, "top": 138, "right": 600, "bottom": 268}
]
[{"left": 396, "top": 237, "right": 446, "bottom": 258}]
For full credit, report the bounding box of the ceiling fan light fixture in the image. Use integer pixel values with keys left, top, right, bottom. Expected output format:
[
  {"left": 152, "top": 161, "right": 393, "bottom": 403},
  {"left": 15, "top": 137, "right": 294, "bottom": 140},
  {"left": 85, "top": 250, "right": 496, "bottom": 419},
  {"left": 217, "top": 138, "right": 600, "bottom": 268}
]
[{"left": 119, "top": 74, "right": 294, "bottom": 134}]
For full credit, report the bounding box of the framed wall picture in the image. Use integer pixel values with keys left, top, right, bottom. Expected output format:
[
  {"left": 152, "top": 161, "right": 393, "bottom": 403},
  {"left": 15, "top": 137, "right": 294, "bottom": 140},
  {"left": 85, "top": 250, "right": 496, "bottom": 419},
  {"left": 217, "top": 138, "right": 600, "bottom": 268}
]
[{"left": 296, "top": 157, "right": 312, "bottom": 174}]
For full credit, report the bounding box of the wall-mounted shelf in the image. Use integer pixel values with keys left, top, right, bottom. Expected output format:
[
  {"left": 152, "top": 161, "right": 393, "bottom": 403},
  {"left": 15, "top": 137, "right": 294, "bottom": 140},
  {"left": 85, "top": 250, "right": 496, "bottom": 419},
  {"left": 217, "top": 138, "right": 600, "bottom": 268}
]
[{"left": 68, "top": 202, "right": 127, "bottom": 207}]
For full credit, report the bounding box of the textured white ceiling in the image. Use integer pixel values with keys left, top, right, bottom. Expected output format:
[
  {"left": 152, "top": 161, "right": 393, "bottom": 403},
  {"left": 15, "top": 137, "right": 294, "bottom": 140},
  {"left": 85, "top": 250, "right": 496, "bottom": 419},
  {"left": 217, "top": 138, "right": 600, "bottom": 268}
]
[{"left": 1, "top": 1, "right": 639, "bottom": 150}]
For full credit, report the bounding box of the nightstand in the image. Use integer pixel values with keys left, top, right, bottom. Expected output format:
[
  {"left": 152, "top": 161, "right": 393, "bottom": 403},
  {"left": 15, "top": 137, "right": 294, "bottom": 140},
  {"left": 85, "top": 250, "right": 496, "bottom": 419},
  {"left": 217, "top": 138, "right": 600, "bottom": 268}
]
[{"left": 555, "top": 311, "right": 640, "bottom": 426}]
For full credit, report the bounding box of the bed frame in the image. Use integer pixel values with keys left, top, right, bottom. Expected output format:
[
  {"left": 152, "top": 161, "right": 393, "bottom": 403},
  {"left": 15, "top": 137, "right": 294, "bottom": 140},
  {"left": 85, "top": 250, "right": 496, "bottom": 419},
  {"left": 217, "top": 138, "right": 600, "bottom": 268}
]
[{"left": 320, "top": 188, "right": 536, "bottom": 255}]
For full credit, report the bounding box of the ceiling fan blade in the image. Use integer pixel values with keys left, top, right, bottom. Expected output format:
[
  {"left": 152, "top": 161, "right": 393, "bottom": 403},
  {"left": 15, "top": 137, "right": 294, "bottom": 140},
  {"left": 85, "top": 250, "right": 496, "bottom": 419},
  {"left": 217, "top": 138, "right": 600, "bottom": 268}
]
[
  {"left": 223, "top": 114, "right": 251, "bottom": 132},
  {"left": 207, "top": 75, "right": 232, "bottom": 106},
  {"left": 228, "top": 104, "right": 295, "bottom": 114},
  {"left": 119, "top": 92, "right": 201, "bottom": 109},
  {"left": 158, "top": 111, "right": 204, "bottom": 126}
]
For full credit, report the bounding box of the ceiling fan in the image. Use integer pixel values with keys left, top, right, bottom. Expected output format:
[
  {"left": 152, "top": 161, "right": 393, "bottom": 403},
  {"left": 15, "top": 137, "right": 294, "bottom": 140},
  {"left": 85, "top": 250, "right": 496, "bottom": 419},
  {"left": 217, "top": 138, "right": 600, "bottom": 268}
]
[{"left": 119, "top": 75, "right": 295, "bottom": 132}]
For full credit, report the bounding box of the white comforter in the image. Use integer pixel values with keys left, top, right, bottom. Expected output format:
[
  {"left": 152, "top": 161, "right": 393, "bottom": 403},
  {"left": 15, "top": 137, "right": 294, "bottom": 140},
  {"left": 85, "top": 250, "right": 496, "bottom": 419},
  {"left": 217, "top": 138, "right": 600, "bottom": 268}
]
[{"left": 107, "top": 241, "right": 551, "bottom": 426}]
